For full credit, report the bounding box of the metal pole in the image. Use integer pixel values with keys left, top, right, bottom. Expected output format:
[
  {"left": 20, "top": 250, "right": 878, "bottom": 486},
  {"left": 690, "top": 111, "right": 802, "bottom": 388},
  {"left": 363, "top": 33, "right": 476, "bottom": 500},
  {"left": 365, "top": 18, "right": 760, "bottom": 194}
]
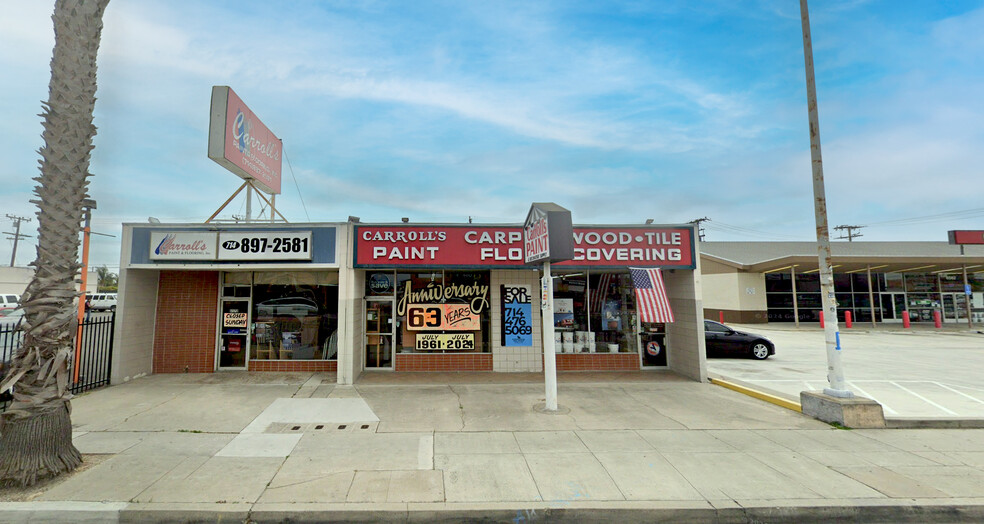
[
  {"left": 791, "top": 266, "right": 799, "bottom": 327},
  {"left": 867, "top": 265, "right": 877, "bottom": 329},
  {"left": 10, "top": 218, "right": 22, "bottom": 267},
  {"left": 963, "top": 264, "right": 972, "bottom": 328},
  {"left": 800, "top": 0, "right": 851, "bottom": 397},
  {"left": 542, "top": 260, "right": 558, "bottom": 411},
  {"left": 270, "top": 194, "right": 276, "bottom": 223},
  {"left": 245, "top": 183, "right": 253, "bottom": 223},
  {"left": 74, "top": 207, "right": 92, "bottom": 384}
]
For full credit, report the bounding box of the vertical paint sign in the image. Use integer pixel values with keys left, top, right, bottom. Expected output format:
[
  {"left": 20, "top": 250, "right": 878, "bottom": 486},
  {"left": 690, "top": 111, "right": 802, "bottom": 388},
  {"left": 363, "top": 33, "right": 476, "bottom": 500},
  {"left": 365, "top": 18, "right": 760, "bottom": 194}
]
[
  {"left": 523, "top": 203, "right": 574, "bottom": 264},
  {"left": 501, "top": 285, "right": 533, "bottom": 346}
]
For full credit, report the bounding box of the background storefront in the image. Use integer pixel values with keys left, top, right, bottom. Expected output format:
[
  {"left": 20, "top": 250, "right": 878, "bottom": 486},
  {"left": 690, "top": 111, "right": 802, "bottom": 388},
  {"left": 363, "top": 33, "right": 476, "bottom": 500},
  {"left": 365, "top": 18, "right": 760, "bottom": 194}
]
[{"left": 701, "top": 241, "right": 984, "bottom": 325}]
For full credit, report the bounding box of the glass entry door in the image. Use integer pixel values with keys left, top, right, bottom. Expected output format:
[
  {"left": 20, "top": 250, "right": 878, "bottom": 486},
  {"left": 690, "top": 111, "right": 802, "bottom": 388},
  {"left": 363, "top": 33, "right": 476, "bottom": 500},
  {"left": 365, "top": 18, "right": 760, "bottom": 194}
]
[
  {"left": 365, "top": 299, "right": 394, "bottom": 369},
  {"left": 219, "top": 299, "right": 250, "bottom": 368},
  {"left": 880, "top": 293, "right": 907, "bottom": 322},
  {"left": 942, "top": 293, "right": 968, "bottom": 321}
]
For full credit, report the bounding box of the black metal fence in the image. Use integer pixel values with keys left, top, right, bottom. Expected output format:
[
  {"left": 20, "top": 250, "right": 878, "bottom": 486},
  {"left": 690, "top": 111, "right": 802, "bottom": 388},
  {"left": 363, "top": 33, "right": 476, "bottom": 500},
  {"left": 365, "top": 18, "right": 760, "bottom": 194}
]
[{"left": 1, "top": 311, "right": 115, "bottom": 411}]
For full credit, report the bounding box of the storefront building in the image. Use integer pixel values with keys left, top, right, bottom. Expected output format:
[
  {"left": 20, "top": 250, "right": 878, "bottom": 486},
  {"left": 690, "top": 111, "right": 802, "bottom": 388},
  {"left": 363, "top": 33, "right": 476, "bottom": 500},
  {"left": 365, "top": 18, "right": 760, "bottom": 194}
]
[
  {"left": 113, "top": 220, "right": 707, "bottom": 384},
  {"left": 350, "top": 223, "right": 705, "bottom": 381},
  {"left": 112, "top": 222, "right": 353, "bottom": 385},
  {"left": 113, "top": 220, "right": 706, "bottom": 385},
  {"left": 701, "top": 242, "right": 984, "bottom": 324}
]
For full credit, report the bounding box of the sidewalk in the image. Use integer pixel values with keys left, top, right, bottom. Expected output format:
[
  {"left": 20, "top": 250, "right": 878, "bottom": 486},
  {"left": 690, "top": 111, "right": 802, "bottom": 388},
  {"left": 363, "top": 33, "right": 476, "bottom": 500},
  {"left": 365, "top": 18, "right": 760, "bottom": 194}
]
[{"left": 2, "top": 371, "right": 983, "bottom": 523}]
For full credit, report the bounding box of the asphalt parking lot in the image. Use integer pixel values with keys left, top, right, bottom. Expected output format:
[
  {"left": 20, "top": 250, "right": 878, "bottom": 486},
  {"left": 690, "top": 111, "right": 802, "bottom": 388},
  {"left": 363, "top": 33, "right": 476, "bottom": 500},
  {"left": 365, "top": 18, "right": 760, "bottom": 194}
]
[{"left": 707, "top": 323, "right": 984, "bottom": 420}]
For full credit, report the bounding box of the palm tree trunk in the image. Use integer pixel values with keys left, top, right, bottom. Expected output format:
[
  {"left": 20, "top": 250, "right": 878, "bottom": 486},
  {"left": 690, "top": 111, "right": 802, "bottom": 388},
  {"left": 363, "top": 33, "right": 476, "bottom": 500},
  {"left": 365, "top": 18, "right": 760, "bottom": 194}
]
[{"left": 0, "top": 0, "right": 110, "bottom": 487}]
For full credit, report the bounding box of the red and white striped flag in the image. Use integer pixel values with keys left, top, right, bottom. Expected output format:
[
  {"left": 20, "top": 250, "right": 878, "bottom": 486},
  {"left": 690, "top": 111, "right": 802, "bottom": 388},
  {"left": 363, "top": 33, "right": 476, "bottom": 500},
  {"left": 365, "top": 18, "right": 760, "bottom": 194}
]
[
  {"left": 590, "top": 273, "right": 613, "bottom": 312},
  {"left": 630, "top": 268, "right": 674, "bottom": 323}
]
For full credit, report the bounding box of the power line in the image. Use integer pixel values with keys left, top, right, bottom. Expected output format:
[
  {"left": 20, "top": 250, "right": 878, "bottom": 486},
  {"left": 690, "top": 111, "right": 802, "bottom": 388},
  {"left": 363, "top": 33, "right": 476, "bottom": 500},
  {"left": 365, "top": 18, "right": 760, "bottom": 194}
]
[
  {"left": 689, "top": 217, "right": 709, "bottom": 241},
  {"left": 866, "top": 207, "right": 984, "bottom": 227}
]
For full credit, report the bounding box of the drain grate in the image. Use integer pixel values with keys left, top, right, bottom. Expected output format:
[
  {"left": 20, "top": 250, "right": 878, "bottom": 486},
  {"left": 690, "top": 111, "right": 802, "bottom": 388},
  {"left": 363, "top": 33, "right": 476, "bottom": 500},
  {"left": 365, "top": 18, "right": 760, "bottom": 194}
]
[{"left": 265, "top": 422, "right": 379, "bottom": 434}]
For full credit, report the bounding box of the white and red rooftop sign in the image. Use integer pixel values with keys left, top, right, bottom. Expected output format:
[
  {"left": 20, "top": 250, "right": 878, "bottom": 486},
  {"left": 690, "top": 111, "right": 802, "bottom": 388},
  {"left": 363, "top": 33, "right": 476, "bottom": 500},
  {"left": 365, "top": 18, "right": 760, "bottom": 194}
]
[
  {"left": 208, "top": 86, "right": 282, "bottom": 195},
  {"left": 948, "top": 230, "right": 984, "bottom": 245},
  {"left": 354, "top": 225, "right": 695, "bottom": 269}
]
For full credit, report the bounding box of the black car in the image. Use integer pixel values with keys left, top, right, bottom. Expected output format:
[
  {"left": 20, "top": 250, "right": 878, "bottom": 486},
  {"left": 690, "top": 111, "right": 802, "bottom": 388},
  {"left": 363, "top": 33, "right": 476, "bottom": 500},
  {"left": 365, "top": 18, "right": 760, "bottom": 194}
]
[{"left": 704, "top": 320, "right": 774, "bottom": 360}]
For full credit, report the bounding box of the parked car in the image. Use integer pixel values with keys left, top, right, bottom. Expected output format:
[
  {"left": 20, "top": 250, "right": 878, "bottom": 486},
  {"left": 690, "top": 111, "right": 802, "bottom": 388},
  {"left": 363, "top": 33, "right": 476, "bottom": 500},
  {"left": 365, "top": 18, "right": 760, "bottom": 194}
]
[
  {"left": 704, "top": 320, "right": 774, "bottom": 360},
  {"left": 0, "top": 293, "right": 20, "bottom": 312},
  {"left": 88, "top": 293, "right": 117, "bottom": 311}
]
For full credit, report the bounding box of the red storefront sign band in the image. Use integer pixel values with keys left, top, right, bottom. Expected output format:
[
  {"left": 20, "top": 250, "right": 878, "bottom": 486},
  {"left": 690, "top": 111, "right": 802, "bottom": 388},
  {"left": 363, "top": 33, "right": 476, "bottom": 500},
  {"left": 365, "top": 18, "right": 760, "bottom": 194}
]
[{"left": 355, "top": 225, "right": 695, "bottom": 269}]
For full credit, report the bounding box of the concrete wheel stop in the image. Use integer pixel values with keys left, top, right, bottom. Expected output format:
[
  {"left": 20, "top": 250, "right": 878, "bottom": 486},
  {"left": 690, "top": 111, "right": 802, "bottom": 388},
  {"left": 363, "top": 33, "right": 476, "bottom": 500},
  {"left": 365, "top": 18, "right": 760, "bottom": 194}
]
[{"left": 801, "top": 390, "right": 886, "bottom": 428}]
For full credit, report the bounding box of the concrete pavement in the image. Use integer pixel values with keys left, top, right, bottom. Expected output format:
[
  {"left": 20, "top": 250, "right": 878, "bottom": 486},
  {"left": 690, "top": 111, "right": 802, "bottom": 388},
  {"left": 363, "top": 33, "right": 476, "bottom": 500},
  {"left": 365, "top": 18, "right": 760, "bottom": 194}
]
[
  {"left": 1, "top": 371, "right": 984, "bottom": 523},
  {"left": 709, "top": 322, "right": 984, "bottom": 421}
]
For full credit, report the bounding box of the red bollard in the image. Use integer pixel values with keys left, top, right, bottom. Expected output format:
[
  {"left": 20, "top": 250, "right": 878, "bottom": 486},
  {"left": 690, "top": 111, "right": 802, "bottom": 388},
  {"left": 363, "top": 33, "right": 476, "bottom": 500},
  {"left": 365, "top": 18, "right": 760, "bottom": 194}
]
[
  {"left": 819, "top": 311, "right": 824, "bottom": 328},
  {"left": 845, "top": 310, "right": 852, "bottom": 328},
  {"left": 902, "top": 311, "right": 910, "bottom": 329},
  {"left": 934, "top": 310, "right": 942, "bottom": 328},
  {"left": 719, "top": 311, "right": 724, "bottom": 323}
]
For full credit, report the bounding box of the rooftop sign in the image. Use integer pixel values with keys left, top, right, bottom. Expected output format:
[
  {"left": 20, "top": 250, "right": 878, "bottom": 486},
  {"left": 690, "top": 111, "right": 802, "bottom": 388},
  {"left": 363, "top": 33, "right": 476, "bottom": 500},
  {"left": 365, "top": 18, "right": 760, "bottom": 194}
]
[
  {"left": 207, "top": 86, "right": 282, "bottom": 195},
  {"left": 948, "top": 230, "right": 984, "bottom": 245}
]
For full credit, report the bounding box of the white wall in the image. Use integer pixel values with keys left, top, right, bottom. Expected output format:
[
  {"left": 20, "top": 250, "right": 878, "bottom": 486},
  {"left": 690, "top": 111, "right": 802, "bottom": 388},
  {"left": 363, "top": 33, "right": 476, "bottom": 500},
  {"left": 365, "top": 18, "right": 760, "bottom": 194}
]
[
  {"left": 0, "top": 266, "right": 97, "bottom": 296},
  {"left": 111, "top": 241, "right": 160, "bottom": 385},
  {"left": 702, "top": 272, "right": 766, "bottom": 312}
]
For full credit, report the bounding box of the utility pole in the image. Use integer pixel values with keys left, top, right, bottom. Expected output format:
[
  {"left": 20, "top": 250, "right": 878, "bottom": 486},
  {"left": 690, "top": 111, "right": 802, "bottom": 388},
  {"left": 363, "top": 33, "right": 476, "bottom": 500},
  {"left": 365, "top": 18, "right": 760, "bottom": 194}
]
[
  {"left": 689, "top": 217, "right": 709, "bottom": 241},
  {"left": 801, "top": 0, "right": 851, "bottom": 398},
  {"left": 833, "top": 225, "right": 864, "bottom": 242},
  {"left": 4, "top": 214, "right": 32, "bottom": 267}
]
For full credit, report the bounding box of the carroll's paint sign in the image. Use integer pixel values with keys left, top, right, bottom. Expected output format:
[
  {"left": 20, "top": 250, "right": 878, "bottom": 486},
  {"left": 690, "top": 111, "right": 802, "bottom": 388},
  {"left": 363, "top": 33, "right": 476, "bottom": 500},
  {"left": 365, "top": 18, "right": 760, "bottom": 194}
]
[
  {"left": 208, "top": 86, "right": 282, "bottom": 195},
  {"left": 523, "top": 203, "right": 573, "bottom": 264},
  {"left": 501, "top": 285, "right": 533, "bottom": 346},
  {"left": 355, "top": 225, "right": 695, "bottom": 269},
  {"left": 948, "top": 230, "right": 984, "bottom": 245},
  {"left": 149, "top": 232, "right": 218, "bottom": 260}
]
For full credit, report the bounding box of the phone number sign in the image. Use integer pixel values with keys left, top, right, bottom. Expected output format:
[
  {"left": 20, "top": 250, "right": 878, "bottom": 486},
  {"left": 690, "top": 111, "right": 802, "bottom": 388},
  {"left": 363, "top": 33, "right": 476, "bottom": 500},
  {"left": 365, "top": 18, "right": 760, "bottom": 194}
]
[
  {"left": 415, "top": 333, "right": 475, "bottom": 351},
  {"left": 218, "top": 231, "right": 312, "bottom": 260}
]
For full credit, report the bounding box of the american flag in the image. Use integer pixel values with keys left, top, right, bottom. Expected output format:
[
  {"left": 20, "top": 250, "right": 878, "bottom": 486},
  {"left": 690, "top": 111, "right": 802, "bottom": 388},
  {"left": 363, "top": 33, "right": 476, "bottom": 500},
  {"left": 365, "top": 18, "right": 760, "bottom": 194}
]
[
  {"left": 590, "top": 273, "right": 613, "bottom": 312},
  {"left": 630, "top": 268, "right": 674, "bottom": 323}
]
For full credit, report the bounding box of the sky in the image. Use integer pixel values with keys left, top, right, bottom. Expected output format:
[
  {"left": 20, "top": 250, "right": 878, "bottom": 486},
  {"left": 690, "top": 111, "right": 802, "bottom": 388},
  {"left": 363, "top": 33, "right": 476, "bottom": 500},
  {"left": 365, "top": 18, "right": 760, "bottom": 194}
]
[{"left": 2, "top": 0, "right": 983, "bottom": 272}]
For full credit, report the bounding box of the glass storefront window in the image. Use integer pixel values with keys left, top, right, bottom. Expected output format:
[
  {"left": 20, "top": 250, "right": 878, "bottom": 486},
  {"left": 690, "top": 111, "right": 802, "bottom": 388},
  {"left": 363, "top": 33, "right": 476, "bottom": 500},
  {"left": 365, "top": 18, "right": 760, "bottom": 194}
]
[
  {"left": 394, "top": 270, "right": 491, "bottom": 354},
  {"left": 904, "top": 273, "right": 938, "bottom": 293},
  {"left": 247, "top": 272, "right": 339, "bottom": 361},
  {"left": 765, "top": 273, "right": 793, "bottom": 293},
  {"left": 586, "top": 272, "right": 639, "bottom": 354},
  {"left": 795, "top": 273, "right": 820, "bottom": 292}
]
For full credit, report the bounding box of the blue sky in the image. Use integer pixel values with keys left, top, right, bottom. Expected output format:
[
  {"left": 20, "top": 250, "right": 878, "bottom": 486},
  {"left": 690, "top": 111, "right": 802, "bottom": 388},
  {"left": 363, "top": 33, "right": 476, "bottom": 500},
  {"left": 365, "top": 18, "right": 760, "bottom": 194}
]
[{"left": 2, "top": 0, "right": 983, "bottom": 271}]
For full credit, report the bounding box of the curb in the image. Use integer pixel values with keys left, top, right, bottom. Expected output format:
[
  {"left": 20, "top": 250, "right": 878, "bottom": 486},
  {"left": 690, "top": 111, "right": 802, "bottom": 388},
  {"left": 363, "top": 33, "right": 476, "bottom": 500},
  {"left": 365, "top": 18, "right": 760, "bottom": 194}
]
[
  {"left": 708, "top": 376, "right": 802, "bottom": 413},
  {"left": 5, "top": 502, "right": 984, "bottom": 524}
]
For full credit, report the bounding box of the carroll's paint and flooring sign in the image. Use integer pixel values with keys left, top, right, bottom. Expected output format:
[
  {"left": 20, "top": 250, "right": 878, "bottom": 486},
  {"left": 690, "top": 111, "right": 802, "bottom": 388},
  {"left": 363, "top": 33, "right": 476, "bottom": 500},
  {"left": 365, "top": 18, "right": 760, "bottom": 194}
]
[
  {"left": 133, "top": 227, "right": 337, "bottom": 265},
  {"left": 354, "top": 225, "right": 696, "bottom": 269},
  {"left": 501, "top": 285, "right": 533, "bottom": 346}
]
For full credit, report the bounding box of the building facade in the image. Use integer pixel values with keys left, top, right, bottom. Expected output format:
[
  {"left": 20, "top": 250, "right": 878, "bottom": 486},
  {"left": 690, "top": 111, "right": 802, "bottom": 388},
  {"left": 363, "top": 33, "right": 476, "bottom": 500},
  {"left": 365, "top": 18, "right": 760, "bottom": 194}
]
[
  {"left": 113, "top": 220, "right": 707, "bottom": 385},
  {"left": 701, "top": 242, "right": 984, "bottom": 324}
]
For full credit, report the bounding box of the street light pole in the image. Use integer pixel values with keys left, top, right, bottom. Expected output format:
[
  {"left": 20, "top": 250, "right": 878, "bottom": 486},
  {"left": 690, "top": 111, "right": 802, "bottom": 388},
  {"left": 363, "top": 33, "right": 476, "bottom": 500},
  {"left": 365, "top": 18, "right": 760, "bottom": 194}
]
[{"left": 800, "top": 0, "right": 851, "bottom": 398}]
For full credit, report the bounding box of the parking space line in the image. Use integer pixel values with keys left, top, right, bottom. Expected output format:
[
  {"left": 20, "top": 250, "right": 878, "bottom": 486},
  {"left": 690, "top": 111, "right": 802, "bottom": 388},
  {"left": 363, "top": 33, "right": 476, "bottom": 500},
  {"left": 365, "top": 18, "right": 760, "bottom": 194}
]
[
  {"left": 935, "top": 383, "right": 984, "bottom": 405},
  {"left": 890, "top": 382, "right": 958, "bottom": 416},
  {"left": 847, "top": 382, "right": 897, "bottom": 415}
]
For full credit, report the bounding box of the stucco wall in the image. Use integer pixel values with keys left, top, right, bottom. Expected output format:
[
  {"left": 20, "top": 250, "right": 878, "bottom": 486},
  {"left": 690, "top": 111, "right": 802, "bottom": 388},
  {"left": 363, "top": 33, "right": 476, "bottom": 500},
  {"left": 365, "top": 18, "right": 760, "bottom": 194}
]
[
  {"left": 665, "top": 267, "right": 706, "bottom": 382},
  {"left": 110, "top": 268, "right": 159, "bottom": 384}
]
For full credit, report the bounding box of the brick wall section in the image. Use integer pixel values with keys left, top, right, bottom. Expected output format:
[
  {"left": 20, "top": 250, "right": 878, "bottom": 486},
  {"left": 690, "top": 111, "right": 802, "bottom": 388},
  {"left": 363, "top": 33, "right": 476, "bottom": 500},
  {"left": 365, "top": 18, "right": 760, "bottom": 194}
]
[
  {"left": 153, "top": 271, "right": 219, "bottom": 373},
  {"left": 396, "top": 353, "right": 493, "bottom": 371},
  {"left": 554, "top": 353, "right": 640, "bottom": 371},
  {"left": 249, "top": 360, "right": 338, "bottom": 372}
]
